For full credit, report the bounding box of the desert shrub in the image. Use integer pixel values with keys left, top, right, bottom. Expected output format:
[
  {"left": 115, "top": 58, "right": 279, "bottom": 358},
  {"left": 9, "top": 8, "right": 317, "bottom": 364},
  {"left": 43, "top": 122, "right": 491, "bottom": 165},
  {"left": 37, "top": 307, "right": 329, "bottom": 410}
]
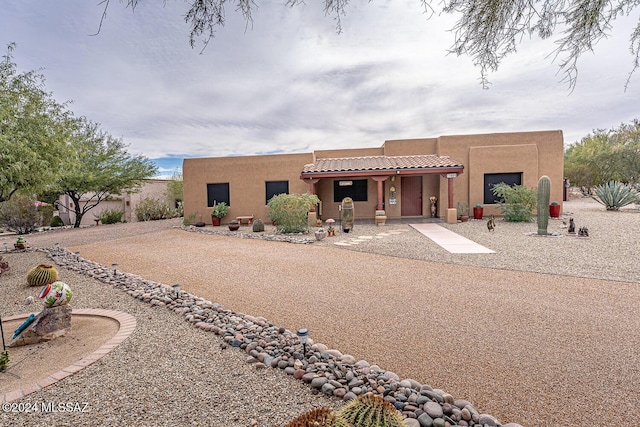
[
  {"left": 592, "top": 181, "right": 639, "bottom": 210},
  {"left": 135, "top": 197, "right": 180, "bottom": 221},
  {"left": 267, "top": 193, "right": 319, "bottom": 234},
  {"left": 37, "top": 203, "right": 55, "bottom": 227},
  {"left": 95, "top": 208, "right": 124, "bottom": 224},
  {"left": 491, "top": 183, "right": 537, "bottom": 222},
  {"left": 0, "top": 195, "right": 41, "bottom": 234},
  {"left": 183, "top": 213, "right": 196, "bottom": 226},
  {"left": 50, "top": 215, "right": 65, "bottom": 227}
]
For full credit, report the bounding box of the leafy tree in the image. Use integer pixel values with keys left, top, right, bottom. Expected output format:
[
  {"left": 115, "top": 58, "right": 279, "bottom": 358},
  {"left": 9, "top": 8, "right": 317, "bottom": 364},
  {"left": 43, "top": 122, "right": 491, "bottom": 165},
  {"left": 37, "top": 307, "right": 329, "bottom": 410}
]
[
  {"left": 165, "top": 171, "right": 183, "bottom": 205},
  {"left": 55, "top": 118, "right": 158, "bottom": 227},
  {"left": 0, "top": 43, "right": 74, "bottom": 202},
  {"left": 564, "top": 119, "right": 640, "bottom": 194},
  {"left": 98, "top": 0, "right": 640, "bottom": 89}
]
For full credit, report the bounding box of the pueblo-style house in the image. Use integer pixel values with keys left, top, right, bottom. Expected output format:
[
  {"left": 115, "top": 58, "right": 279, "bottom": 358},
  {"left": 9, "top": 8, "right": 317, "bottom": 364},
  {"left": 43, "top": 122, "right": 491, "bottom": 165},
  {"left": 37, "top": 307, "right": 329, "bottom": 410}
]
[{"left": 182, "top": 130, "right": 564, "bottom": 225}]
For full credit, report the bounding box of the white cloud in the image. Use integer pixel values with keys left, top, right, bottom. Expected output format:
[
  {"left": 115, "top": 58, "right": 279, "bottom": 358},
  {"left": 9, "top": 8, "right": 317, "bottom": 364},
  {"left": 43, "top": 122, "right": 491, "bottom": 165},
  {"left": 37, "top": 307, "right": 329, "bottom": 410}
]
[{"left": 1, "top": 0, "right": 638, "bottom": 162}]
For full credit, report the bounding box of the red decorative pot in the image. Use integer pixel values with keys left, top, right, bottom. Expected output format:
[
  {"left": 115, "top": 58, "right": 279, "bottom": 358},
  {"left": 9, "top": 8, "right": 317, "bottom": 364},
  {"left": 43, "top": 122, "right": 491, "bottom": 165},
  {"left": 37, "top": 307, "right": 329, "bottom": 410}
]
[
  {"left": 211, "top": 216, "right": 221, "bottom": 226},
  {"left": 473, "top": 207, "right": 484, "bottom": 220},
  {"left": 549, "top": 204, "right": 561, "bottom": 218}
]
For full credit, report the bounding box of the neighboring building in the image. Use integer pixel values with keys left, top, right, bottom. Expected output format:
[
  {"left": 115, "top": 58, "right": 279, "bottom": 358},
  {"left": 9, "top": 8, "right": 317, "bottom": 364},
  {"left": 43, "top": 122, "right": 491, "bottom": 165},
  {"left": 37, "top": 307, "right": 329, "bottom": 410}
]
[
  {"left": 56, "top": 179, "right": 175, "bottom": 227},
  {"left": 183, "top": 130, "right": 564, "bottom": 224}
]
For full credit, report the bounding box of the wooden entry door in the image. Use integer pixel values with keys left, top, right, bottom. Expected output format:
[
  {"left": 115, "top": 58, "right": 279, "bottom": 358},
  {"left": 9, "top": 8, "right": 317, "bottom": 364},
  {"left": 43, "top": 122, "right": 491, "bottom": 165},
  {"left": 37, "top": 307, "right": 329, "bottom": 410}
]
[{"left": 401, "top": 176, "right": 422, "bottom": 216}]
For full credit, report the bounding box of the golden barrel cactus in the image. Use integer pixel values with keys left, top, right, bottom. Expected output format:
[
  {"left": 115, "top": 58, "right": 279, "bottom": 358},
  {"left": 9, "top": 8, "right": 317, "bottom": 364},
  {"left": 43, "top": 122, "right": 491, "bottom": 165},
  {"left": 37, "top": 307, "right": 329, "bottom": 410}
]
[{"left": 26, "top": 264, "right": 59, "bottom": 287}]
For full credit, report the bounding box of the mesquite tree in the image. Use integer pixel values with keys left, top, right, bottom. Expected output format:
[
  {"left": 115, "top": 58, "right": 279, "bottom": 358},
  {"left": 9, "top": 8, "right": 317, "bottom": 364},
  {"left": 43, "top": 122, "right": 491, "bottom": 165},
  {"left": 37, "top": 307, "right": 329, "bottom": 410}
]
[
  {"left": 0, "top": 43, "right": 74, "bottom": 203},
  {"left": 56, "top": 118, "right": 158, "bottom": 228}
]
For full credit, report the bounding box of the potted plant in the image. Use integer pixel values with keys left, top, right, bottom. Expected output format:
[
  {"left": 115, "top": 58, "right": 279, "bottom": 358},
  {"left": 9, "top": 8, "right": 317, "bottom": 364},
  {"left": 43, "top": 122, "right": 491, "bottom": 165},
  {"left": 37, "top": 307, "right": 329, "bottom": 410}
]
[
  {"left": 457, "top": 202, "right": 469, "bottom": 222},
  {"left": 314, "top": 228, "right": 326, "bottom": 241},
  {"left": 549, "top": 201, "right": 561, "bottom": 218},
  {"left": 211, "top": 202, "right": 229, "bottom": 226},
  {"left": 473, "top": 203, "right": 484, "bottom": 220}
]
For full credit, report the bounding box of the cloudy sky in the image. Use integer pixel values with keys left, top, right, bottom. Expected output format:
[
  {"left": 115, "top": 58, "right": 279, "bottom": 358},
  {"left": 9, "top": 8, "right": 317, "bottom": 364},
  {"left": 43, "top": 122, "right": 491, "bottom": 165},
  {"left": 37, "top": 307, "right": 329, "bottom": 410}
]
[{"left": 2, "top": 1, "right": 639, "bottom": 177}]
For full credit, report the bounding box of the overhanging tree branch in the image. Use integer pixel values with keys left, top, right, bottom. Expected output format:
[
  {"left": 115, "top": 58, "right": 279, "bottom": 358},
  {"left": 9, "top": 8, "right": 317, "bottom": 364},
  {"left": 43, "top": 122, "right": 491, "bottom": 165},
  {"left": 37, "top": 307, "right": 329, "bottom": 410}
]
[{"left": 91, "top": 0, "right": 640, "bottom": 90}]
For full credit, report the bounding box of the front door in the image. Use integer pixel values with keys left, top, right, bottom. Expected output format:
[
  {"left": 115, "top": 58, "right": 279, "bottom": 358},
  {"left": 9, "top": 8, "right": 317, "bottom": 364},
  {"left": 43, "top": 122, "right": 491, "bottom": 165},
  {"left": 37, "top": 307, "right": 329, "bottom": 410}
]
[{"left": 401, "top": 176, "right": 422, "bottom": 216}]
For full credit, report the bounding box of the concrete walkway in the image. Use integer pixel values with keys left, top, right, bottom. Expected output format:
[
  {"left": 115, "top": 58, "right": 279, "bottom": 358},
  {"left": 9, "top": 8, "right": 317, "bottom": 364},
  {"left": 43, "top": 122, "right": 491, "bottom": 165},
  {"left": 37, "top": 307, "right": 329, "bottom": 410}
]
[{"left": 410, "top": 223, "right": 495, "bottom": 253}]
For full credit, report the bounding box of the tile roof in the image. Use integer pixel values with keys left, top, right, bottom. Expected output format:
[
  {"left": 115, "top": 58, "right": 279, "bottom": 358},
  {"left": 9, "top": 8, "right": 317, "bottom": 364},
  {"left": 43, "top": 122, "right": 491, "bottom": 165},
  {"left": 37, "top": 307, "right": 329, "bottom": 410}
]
[{"left": 301, "top": 155, "right": 463, "bottom": 174}]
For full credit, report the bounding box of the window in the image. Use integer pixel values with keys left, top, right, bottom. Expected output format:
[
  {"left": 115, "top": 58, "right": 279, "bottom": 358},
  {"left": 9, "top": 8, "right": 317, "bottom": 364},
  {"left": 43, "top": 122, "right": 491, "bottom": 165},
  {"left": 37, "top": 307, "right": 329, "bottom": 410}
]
[
  {"left": 333, "top": 179, "right": 368, "bottom": 202},
  {"left": 484, "top": 173, "right": 522, "bottom": 204},
  {"left": 207, "top": 183, "right": 230, "bottom": 207},
  {"left": 265, "top": 181, "right": 289, "bottom": 204}
]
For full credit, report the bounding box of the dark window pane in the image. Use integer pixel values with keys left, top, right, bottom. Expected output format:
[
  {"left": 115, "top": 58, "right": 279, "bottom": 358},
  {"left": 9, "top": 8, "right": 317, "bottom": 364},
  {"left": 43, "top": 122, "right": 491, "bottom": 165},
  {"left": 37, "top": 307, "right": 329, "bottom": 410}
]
[
  {"left": 207, "top": 183, "right": 230, "bottom": 207},
  {"left": 484, "top": 173, "right": 522, "bottom": 204},
  {"left": 266, "top": 181, "right": 289, "bottom": 204},
  {"left": 333, "top": 179, "right": 368, "bottom": 202}
]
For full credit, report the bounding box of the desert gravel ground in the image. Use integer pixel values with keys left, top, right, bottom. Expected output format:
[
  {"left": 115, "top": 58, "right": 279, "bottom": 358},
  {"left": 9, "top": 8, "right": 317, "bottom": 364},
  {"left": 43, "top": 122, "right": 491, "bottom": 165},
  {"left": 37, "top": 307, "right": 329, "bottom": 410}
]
[{"left": 1, "top": 198, "right": 639, "bottom": 426}]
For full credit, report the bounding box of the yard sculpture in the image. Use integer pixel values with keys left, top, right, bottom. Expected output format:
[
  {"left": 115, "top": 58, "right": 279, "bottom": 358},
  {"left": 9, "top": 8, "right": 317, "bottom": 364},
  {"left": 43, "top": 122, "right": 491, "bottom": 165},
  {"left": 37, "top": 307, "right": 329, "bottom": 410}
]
[
  {"left": 9, "top": 278, "right": 73, "bottom": 347},
  {"left": 341, "top": 197, "right": 354, "bottom": 232},
  {"left": 487, "top": 215, "right": 496, "bottom": 232}
]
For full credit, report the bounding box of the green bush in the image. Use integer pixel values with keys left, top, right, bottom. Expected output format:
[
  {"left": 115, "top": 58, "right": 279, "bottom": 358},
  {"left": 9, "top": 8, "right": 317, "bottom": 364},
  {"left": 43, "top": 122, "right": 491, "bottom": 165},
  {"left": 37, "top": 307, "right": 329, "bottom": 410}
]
[
  {"left": 267, "top": 193, "right": 319, "bottom": 234},
  {"left": 50, "top": 215, "right": 65, "bottom": 227},
  {"left": 592, "top": 181, "right": 639, "bottom": 210},
  {"left": 0, "top": 195, "right": 41, "bottom": 234},
  {"left": 135, "top": 197, "right": 181, "bottom": 221},
  {"left": 95, "top": 208, "right": 124, "bottom": 224},
  {"left": 491, "top": 183, "right": 537, "bottom": 222}
]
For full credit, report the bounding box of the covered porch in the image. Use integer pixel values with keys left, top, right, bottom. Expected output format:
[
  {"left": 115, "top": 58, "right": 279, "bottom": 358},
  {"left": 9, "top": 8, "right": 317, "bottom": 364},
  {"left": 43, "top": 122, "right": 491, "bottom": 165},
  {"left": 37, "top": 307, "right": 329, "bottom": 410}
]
[{"left": 300, "top": 154, "right": 464, "bottom": 223}]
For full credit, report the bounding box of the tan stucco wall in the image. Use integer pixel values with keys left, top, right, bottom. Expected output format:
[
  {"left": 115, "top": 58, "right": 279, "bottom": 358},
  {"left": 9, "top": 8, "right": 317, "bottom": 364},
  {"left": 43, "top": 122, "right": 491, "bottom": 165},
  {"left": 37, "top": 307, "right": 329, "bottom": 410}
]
[
  {"left": 183, "top": 153, "right": 313, "bottom": 224},
  {"left": 182, "top": 130, "right": 564, "bottom": 223},
  {"left": 382, "top": 138, "right": 438, "bottom": 156},
  {"left": 436, "top": 130, "right": 564, "bottom": 216},
  {"left": 315, "top": 147, "right": 383, "bottom": 159}
]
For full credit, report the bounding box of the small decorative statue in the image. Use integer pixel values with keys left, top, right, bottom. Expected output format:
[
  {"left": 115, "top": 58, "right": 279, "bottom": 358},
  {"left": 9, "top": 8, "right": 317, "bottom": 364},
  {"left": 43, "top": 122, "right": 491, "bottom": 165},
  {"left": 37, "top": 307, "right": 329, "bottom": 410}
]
[
  {"left": 429, "top": 196, "right": 437, "bottom": 218},
  {"left": 487, "top": 215, "right": 496, "bottom": 232},
  {"left": 568, "top": 217, "right": 576, "bottom": 234},
  {"left": 578, "top": 226, "right": 589, "bottom": 237}
]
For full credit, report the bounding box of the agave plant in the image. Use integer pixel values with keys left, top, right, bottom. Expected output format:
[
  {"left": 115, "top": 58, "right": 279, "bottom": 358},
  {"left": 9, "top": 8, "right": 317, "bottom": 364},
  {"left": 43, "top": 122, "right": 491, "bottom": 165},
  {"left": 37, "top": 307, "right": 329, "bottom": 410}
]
[{"left": 592, "top": 181, "right": 639, "bottom": 211}]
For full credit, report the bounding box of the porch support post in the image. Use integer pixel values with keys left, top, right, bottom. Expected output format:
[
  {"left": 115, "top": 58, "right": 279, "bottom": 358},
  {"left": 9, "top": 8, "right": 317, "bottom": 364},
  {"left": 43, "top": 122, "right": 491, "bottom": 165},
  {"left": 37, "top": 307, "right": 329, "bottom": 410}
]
[
  {"left": 448, "top": 177, "right": 454, "bottom": 209},
  {"left": 304, "top": 178, "right": 320, "bottom": 194},
  {"left": 371, "top": 176, "right": 388, "bottom": 210}
]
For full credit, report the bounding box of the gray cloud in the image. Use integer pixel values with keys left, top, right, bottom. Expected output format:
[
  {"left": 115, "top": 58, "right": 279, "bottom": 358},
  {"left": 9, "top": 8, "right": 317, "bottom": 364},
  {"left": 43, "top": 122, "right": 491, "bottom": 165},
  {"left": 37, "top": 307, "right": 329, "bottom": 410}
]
[{"left": 1, "top": 0, "right": 638, "bottom": 163}]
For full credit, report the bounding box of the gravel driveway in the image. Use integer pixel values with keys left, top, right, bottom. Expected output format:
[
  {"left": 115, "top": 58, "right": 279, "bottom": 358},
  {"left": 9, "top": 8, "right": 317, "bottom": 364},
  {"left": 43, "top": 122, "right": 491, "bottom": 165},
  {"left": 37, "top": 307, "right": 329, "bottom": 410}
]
[{"left": 2, "top": 199, "right": 639, "bottom": 426}]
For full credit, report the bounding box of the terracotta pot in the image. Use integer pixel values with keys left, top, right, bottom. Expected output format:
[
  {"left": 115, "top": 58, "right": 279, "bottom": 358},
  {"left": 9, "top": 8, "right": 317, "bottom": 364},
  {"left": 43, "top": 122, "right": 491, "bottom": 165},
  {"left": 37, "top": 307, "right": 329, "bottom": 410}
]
[
  {"left": 211, "top": 216, "right": 221, "bottom": 226},
  {"left": 549, "top": 204, "right": 561, "bottom": 218}
]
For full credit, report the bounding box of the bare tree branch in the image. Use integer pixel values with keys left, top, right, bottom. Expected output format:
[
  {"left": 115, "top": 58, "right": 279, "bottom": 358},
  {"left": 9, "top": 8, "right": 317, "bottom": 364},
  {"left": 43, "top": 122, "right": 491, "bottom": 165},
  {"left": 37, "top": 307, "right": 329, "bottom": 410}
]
[{"left": 90, "top": 0, "right": 640, "bottom": 90}]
